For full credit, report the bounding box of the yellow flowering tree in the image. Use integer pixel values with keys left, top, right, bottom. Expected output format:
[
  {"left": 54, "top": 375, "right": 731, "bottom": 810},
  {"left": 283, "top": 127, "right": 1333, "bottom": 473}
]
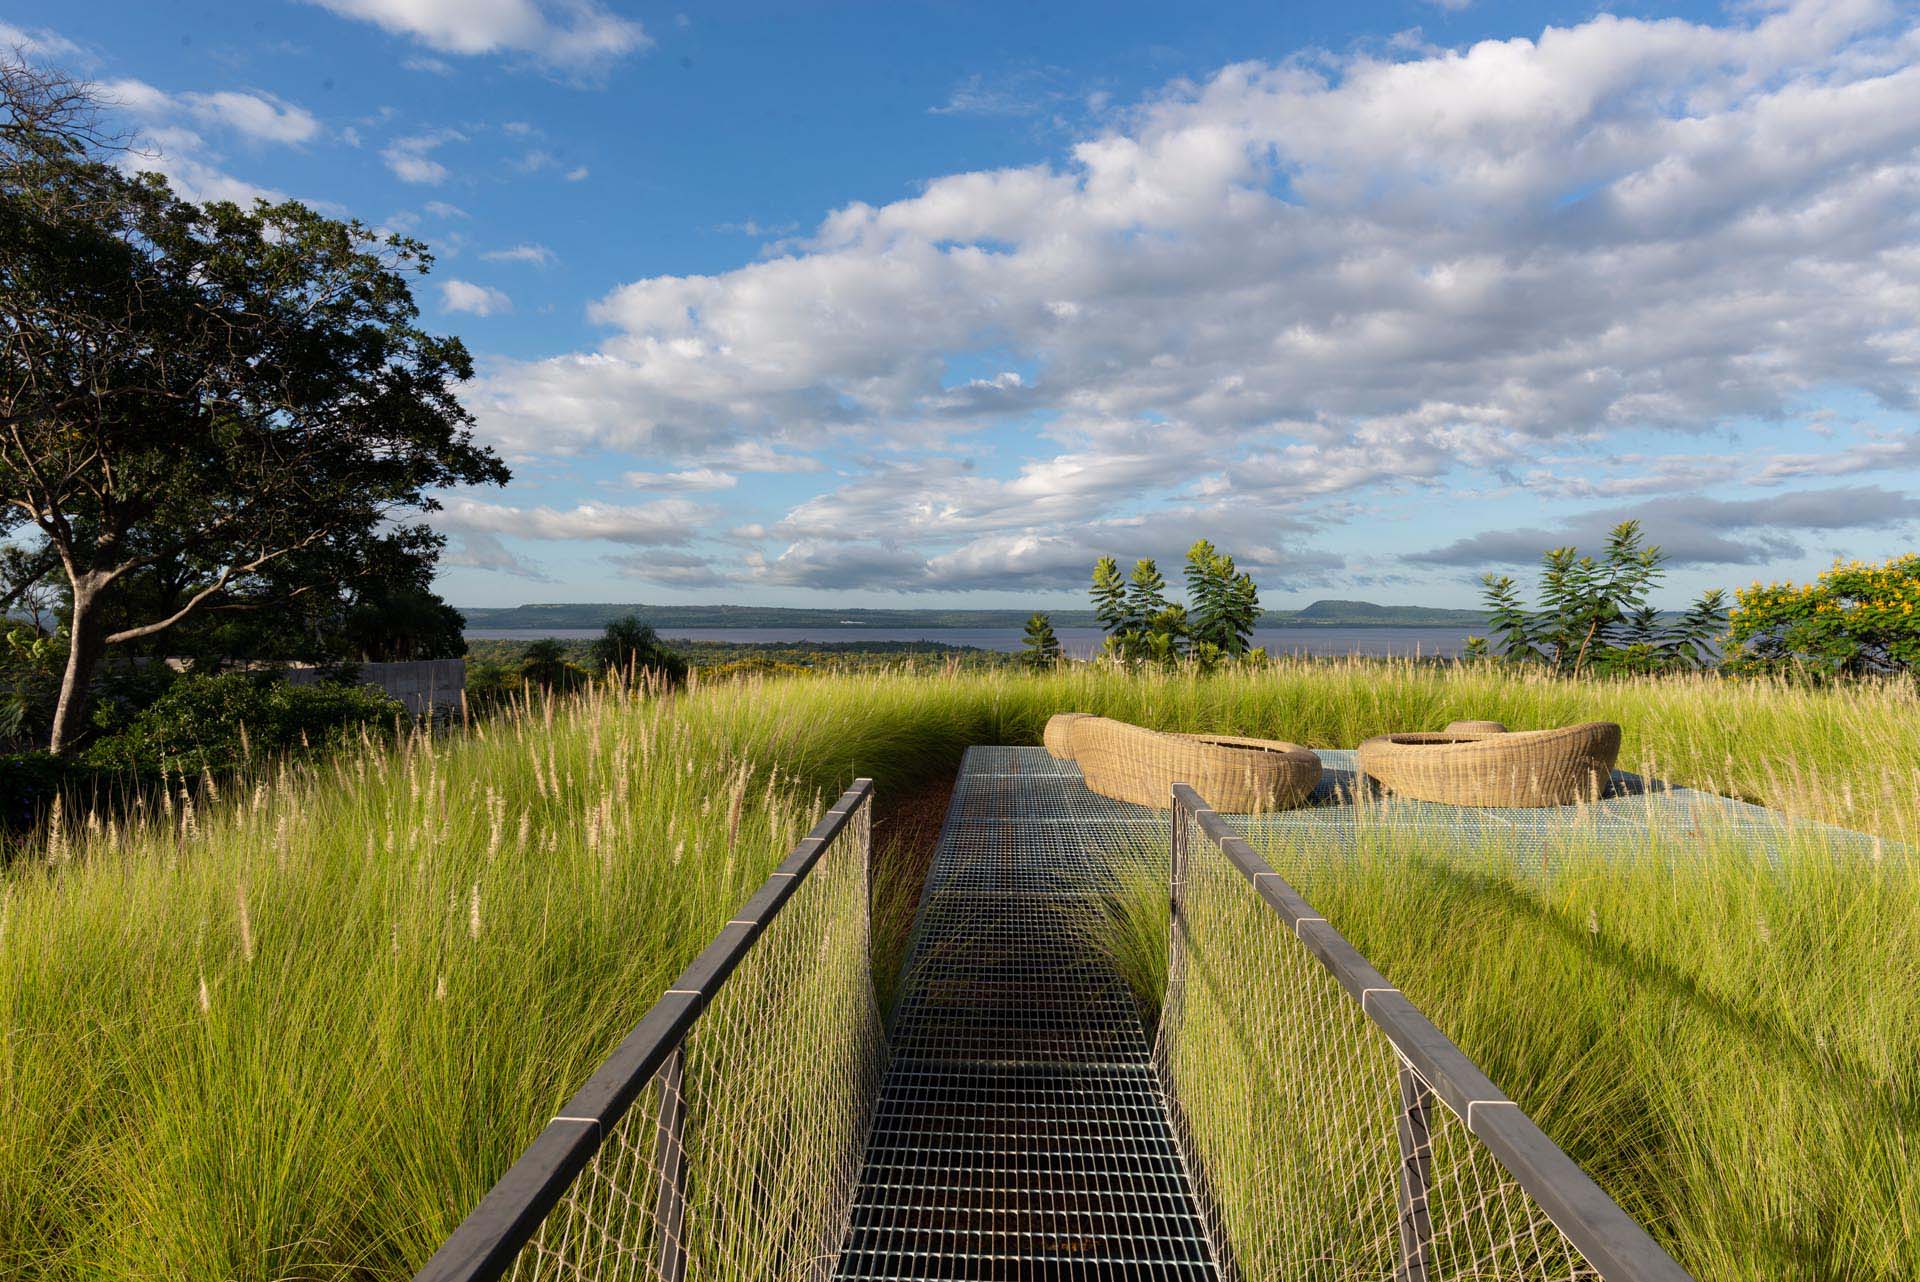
[{"left": 1725, "top": 554, "right": 1920, "bottom": 678}]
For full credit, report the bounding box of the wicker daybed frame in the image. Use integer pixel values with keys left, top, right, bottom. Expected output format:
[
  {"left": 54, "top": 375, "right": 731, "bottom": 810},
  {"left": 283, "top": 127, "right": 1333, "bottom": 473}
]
[
  {"left": 1067, "top": 716, "right": 1321, "bottom": 812},
  {"left": 1043, "top": 712, "right": 1093, "bottom": 759},
  {"left": 1356, "top": 722, "right": 1621, "bottom": 808}
]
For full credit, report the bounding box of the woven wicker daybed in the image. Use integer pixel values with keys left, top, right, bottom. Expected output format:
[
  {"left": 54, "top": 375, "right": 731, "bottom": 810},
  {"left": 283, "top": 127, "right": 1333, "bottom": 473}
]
[
  {"left": 1356, "top": 722, "right": 1620, "bottom": 808},
  {"left": 1067, "top": 716, "right": 1321, "bottom": 812},
  {"left": 1044, "top": 712, "right": 1093, "bottom": 759}
]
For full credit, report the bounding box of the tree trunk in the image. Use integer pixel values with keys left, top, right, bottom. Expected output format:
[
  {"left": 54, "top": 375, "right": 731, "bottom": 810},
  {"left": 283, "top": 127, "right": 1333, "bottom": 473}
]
[{"left": 48, "top": 583, "right": 107, "bottom": 757}]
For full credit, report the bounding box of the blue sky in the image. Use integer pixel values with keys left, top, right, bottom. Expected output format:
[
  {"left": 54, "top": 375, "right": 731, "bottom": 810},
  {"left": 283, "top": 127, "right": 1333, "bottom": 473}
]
[{"left": 7, "top": 0, "right": 1920, "bottom": 609}]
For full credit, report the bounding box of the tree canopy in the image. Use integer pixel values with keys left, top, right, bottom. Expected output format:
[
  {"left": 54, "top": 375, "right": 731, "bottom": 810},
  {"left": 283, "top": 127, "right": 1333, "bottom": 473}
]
[
  {"left": 1088, "top": 542, "right": 1263, "bottom": 669},
  {"left": 1020, "top": 612, "right": 1062, "bottom": 669},
  {"left": 1, "top": 61, "right": 507, "bottom": 751},
  {"left": 1724, "top": 555, "right": 1920, "bottom": 679},
  {"left": 590, "top": 614, "right": 688, "bottom": 683},
  {"left": 1470, "top": 521, "right": 1723, "bottom": 675}
]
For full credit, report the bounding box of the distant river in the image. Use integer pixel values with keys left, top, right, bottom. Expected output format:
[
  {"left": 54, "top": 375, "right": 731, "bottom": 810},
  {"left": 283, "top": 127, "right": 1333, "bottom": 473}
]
[{"left": 466, "top": 625, "right": 1473, "bottom": 659}]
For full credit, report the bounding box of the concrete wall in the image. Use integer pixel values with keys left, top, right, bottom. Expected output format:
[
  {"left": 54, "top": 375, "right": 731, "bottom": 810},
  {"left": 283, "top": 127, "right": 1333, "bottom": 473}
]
[{"left": 281, "top": 658, "right": 465, "bottom": 716}]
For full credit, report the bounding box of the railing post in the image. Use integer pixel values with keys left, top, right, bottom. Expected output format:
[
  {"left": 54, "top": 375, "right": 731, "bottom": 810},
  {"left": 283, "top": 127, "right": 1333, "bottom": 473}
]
[
  {"left": 653, "top": 1047, "right": 689, "bottom": 1282},
  {"left": 1393, "top": 1060, "right": 1436, "bottom": 1282},
  {"left": 1170, "top": 789, "right": 1189, "bottom": 914}
]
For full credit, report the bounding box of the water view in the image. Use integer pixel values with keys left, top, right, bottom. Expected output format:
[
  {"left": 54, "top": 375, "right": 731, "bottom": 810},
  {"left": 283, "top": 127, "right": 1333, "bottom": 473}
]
[{"left": 466, "top": 624, "right": 1474, "bottom": 658}]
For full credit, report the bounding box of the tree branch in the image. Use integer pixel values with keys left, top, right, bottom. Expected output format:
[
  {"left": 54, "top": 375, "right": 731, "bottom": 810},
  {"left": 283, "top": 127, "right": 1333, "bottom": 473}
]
[{"left": 101, "top": 531, "right": 327, "bottom": 644}]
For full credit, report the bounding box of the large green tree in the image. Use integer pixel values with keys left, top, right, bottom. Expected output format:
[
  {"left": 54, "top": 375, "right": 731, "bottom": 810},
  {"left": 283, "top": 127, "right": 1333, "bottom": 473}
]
[
  {"left": 1183, "top": 538, "right": 1261, "bottom": 658},
  {"left": 1, "top": 63, "right": 508, "bottom": 752},
  {"left": 1474, "top": 521, "right": 1723, "bottom": 675},
  {"left": 590, "top": 614, "right": 688, "bottom": 683}
]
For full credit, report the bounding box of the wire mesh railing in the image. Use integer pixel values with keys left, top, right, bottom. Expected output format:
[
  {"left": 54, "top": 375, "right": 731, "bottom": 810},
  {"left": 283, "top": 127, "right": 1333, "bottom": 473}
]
[
  {"left": 1158, "top": 783, "right": 1693, "bottom": 1282},
  {"left": 415, "top": 779, "right": 883, "bottom": 1282}
]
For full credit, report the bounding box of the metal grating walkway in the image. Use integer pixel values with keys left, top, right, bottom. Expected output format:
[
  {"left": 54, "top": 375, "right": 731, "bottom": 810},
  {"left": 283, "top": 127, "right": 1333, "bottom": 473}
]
[{"left": 835, "top": 747, "right": 1218, "bottom": 1281}]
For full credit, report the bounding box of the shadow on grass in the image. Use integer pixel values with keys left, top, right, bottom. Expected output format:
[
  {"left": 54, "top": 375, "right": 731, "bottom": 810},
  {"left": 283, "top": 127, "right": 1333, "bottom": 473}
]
[{"left": 1398, "top": 851, "right": 1920, "bottom": 1134}]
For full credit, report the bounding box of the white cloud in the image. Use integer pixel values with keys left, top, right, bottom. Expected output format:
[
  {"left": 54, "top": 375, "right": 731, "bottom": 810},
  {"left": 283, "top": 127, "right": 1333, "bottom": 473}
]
[
  {"left": 382, "top": 129, "right": 463, "bottom": 183},
  {"left": 402, "top": 55, "right": 454, "bottom": 75},
  {"left": 605, "top": 548, "right": 728, "bottom": 586},
  {"left": 424, "top": 199, "right": 469, "bottom": 218},
  {"left": 564, "top": 164, "right": 590, "bottom": 181},
  {"left": 709, "top": 441, "right": 823, "bottom": 473},
  {"left": 1409, "top": 486, "right": 1920, "bottom": 568},
  {"left": 94, "top": 78, "right": 326, "bottom": 204},
  {"left": 624, "top": 467, "right": 738, "bottom": 491},
  {"left": 301, "top": 0, "right": 649, "bottom": 76},
  {"left": 105, "top": 80, "right": 321, "bottom": 145},
  {"left": 481, "top": 242, "right": 558, "bottom": 265},
  {"left": 457, "top": 0, "right": 1920, "bottom": 590},
  {"left": 182, "top": 90, "right": 322, "bottom": 143},
  {"left": 440, "top": 279, "right": 513, "bottom": 315},
  {"left": 439, "top": 497, "right": 704, "bottom": 544},
  {"left": 443, "top": 530, "right": 552, "bottom": 580},
  {"left": 1753, "top": 429, "right": 1920, "bottom": 482},
  {"left": 0, "top": 22, "right": 86, "bottom": 59}
]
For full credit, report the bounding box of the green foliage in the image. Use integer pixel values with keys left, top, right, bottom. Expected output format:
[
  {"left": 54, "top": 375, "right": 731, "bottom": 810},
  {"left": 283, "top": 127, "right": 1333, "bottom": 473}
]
[
  {"left": 1478, "top": 521, "right": 1724, "bottom": 675},
  {"left": 1, "top": 70, "right": 507, "bottom": 751},
  {"left": 0, "top": 622, "right": 60, "bottom": 749},
  {"left": 1099, "top": 823, "right": 1920, "bottom": 1282},
  {"left": 1019, "top": 612, "right": 1062, "bottom": 669},
  {"left": 1184, "top": 539, "right": 1262, "bottom": 660},
  {"left": 82, "top": 672, "right": 402, "bottom": 775},
  {"left": 588, "top": 615, "right": 689, "bottom": 682},
  {"left": 1725, "top": 555, "right": 1920, "bottom": 679},
  {"left": 1090, "top": 544, "right": 1266, "bottom": 669},
  {"left": 518, "top": 639, "right": 586, "bottom": 692},
  {"left": 0, "top": 751, "right": 79, "bottom": 836},
  {"left": 1091, "top": 557, "right": 1187, "bottom": 665},
  {"left": 1090, "top": 555, "right": 1133, "bottom": 638},
  {"left": 0, "top": 663, "right": 1916, "bottom": 1276}
]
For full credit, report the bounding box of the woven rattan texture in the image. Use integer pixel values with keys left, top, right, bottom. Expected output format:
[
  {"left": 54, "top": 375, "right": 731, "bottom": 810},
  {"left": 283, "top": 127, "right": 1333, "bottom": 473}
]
[
  {"left": 1069, "top": 718, "right": 1320, "bottom": 812},
  {"left": 836, "top": 749, "right": 1218, "bottom": 1281},
  {"left": 1355, "top": 723, "right": 1622, "bottom": 808}
]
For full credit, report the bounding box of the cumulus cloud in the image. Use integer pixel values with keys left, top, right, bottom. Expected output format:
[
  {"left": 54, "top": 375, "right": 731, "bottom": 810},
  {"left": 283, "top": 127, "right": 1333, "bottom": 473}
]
[
  {"left": 0, "top": 22, "right": 86, "bottom": 59},
  {"left": 605, "top": 549, "right": 730, "bottom": 586},
  {"left": 105, "top": 80, "right": 322, "bottom": 145},
  {"left": 1408, "top": 486, "right": 1920, "bottom": 568},
  {"left": 442, "top": 530, "right": 552, "bottom": 580},
  {"left": 84, "top": 77, "right": 333, "bottom": 204},
  {"left": 382, "top": 129, "right": 462, "bottom": 183},
  {"left": 438, "top": 497, "right": 705, "bottom": 544},
  {"left": 439, "top": 280, "right": 513, "bottom": 316},
  {"left": 1753, "top": 429, "right": 1920, "bottom": 482},
  {"left": 455, "top": 0, "right": 1920, "bottom": 591},
  {"left": 481, "top": 242, "right": 558, "bottom": 265},
  {"left": 302, "top": 0, "right": 649, "bottom": 76},
  {"left": 624, "top": 467, "right": 738, "bottom": 491}
]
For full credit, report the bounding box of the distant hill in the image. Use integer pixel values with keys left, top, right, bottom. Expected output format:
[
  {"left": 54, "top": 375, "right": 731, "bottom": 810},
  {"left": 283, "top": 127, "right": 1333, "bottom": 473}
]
[
  {"left": 459, "top": 599, "right": 1488, "bottom": 631},
  {"left": 1288, "top": 599, "right": 1487, "bottom": 626}
]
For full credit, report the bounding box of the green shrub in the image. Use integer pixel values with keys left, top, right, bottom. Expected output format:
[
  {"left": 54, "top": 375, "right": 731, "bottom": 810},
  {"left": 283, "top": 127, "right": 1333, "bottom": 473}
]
[
  {"left": 1726, "top": 554, "right": 1920, "bottom": 678},
  {"left": 589, "top": 615, "right": 688, "bottom": 682},
  {"left": 83, "top": 672, "right": 404, "bottom": 774},
  {"left": 463, "top": 658, "right": 525, "bottom": 710},
  {"left": 0, "top": 751, "right": 72, "bottom": 835}
]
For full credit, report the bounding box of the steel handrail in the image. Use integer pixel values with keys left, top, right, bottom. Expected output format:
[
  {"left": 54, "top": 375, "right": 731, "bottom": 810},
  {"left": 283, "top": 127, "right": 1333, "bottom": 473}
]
[
  {"left": 1170, "top": 783, "right": 1692, "bottom": 1282},
  {"left": 413, "top": 777, "right": 876, "bottom": 1282}
]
